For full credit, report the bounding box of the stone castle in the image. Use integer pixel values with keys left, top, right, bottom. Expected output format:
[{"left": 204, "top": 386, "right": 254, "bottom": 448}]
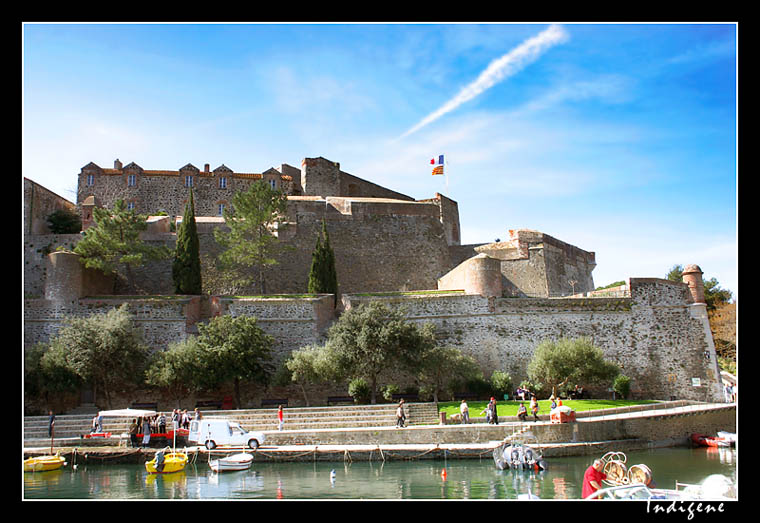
[{"left": 23, "top": 156, "right": 725, "bottom": 409}]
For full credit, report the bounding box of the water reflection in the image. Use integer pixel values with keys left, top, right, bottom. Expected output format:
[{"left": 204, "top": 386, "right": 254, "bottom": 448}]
[{"left": 23, "top": 447, "right": 736, "bottom": 500}]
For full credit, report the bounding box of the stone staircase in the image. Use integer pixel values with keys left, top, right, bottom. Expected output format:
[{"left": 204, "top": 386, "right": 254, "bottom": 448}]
[{"left": 23, "top": 403, "right": 440, "bottom": 443}]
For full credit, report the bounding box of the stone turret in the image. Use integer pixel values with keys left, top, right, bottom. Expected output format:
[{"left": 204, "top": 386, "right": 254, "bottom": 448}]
[
  {"left": 682, "top": 264, "right": 706, "bottom": 304},
  {"left": 301, "top": 157, "right": 340, "bottom": 196}
]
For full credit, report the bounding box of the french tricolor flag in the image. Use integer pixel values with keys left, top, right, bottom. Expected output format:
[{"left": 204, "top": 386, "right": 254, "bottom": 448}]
[{"left": 430, "top": 154, "right": 444, "bottom": 175}]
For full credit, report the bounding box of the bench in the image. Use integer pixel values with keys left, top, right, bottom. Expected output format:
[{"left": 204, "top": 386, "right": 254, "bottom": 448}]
[
  {"left": 453, "top": 392, "right": 479, "bottom": 401},
  {"left": 327, "top": 396, "right": 355, "bottom": 405},
  {"left": 391, "top": 393, "right": 419, "bottom": 402},
  {"left": 261, "top": 399, "right": 288, "bottom": 408},
  {"left": 131, "top": 402, "right": 158, "bottom": 410},
  {"left": 195, "top": 400, "right": 223, "bottom": 410}
]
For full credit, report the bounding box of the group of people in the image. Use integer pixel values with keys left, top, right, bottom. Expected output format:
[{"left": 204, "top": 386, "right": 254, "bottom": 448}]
[
  {"left": 126, "top": 408, "right": 203, "bottom": 448},
  {"left": 452, "top": 392, "right": 565, "bottom": 425},
  {"left": 479, "top": 397, "right": 500, "bottom": 424}
]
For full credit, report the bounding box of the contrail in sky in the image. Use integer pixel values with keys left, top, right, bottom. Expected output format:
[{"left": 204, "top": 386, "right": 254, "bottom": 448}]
[{"left": 398, "top": 24, "right": 570, "bottom": 139}]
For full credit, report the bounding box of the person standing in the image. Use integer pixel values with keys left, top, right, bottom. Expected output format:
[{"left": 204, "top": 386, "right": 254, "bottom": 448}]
[
  {"left": 277, "top": 405, "right": 284, "bottom": 431},
  {"left": 459, "top": 399, "right": 470, "bottom": 424},
  {"left": 396, "top": 400, "right": 406, "bottom": 428},
  {"left": 141, "top": 416, "right": 152, "bottom": 447},
  {"left": 582, "top": 459, "right": 608, "bottom": 499},
  {"left": 129, "top": 418, "right": 139, "bottom": 448},
  {"left": 157, "top": 412, "right": 166, "bottom": 434},
  {"left": 48, "top": 411, "right": 56, "bottom": 438}
]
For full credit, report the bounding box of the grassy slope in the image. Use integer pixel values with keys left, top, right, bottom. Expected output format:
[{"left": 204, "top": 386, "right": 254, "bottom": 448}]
[{"left": 438, "top": 399, "right": 660, "bottom": 418}]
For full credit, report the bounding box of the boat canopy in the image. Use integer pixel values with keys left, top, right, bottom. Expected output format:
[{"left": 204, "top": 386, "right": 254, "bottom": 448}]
[{"left": 98, "top": 408, "right": 157, "bottom": 417}]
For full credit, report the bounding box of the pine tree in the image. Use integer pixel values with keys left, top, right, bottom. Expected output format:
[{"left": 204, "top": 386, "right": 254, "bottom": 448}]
[
  {"left": 173, "top": 189, "right": 202, "bottom": 294},
  {"left": 307, "top": 219, "right": 338, "bottom": 304}
]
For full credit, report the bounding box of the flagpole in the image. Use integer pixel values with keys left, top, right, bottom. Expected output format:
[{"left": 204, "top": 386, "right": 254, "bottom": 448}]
[{"left": 445, "top": 153, "right": 449, "bottom": 197}]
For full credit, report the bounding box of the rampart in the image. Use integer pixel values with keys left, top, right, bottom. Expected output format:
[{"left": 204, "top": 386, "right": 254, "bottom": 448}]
[
  {"left": 25, "top": 253, "right": 723, "bottom": 406},
  {"left": 342, "top": 277, "right": 723, "bottom": 403}
]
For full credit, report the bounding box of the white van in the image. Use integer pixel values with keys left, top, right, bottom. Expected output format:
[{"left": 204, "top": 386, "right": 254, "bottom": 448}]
[{"left": 188, "top": 419, "right": 266, "bottom": 450}]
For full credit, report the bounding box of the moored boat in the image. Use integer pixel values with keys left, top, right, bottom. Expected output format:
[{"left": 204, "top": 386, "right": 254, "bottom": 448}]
[
  {"left": 23, "top": 453, "right": 67, "bottom": 472},
  {"left": 587, "top": 474, "right": 737, "bottom": 500},
  {"left": 493, "top": 432, "right": 547, "bottom": 471},
  {"left": 585, "top": 451, "right": 737, "bottom": 501},
  {"left": 691, "top": 432, "right": 735, "bottom": 448},
  {"left": 145, "top": 447, "right": 189, "bottom": 474},
  {"left": 208, "top": 452, "right": 254, "bottom": 473}
]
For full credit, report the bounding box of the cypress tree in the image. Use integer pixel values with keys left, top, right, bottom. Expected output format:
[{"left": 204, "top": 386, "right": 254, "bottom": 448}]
[
  {"left": 172, "top": 189, "right": 202, "bottom": 294},
  {"left": 307, "top": 219, "right": 338, "bottom": 304}
]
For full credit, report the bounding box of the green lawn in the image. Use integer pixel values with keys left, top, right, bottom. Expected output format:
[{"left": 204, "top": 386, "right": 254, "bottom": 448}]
[{"left": 438, "top": 399, "right": 661, "bottom": 418}]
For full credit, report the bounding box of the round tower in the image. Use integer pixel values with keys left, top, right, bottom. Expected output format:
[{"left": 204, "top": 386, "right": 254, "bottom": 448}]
[
  {"left": 682, "top": 264, "right": 706, "bottom": 304},
  {"left": 464, "top": 254, "right": 503, "bottom": 297}
]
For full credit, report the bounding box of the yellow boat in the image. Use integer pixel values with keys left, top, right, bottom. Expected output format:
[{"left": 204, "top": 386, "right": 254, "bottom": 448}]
[
  {"left": 145, "top": 448, "right": 188, "bottom": 474},
  {"left": 23, "top": 453, "right": 67, "bottom": 472}
]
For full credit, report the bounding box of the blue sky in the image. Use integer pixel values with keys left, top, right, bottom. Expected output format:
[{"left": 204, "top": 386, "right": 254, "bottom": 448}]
[{"left": 22, "top": 22, "right": 737, "bottom": 297}]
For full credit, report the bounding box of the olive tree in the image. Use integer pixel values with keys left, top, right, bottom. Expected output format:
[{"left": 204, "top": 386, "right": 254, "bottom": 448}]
[{"left": 527, "top": 337, "right": 619, "bottom": 396}]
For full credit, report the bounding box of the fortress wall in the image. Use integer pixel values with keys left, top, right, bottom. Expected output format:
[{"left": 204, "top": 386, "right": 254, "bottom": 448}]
[
  {"left": 338, "top": 170, "right": 415, "bottom": 201},
  {"left": 51, "top": 196, "right": 455, "bottom": 297},
  {"left": 23, "top": 234, "right": 85, "bottom": 298},
  {"left": 23, "top": 297, "right": 192, "bottom": 352},
  {"left": 24, "top": 278, "right": 721, "bottom": 403},
  {"left": 343, "top": 279, "right": 722, "bottom": 402},
  {"left": 24, "top": 178, "right": 78, "bottom": 236},
  {"left": 218, "top": 295, "right": 335, "bottom": 363}
]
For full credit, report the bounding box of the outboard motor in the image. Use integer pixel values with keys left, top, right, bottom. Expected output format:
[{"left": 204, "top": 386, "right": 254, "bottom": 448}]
[{"left": 154, "top": 448, "right": 166, "bottom": 473}]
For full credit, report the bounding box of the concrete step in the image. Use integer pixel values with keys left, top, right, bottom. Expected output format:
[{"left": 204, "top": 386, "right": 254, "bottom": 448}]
[{"left": 24, "top": 403, "right": 440, "bottom": 441}]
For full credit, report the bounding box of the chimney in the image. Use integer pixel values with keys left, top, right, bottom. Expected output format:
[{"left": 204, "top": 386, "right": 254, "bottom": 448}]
[
  {"left": 114, "top": 159, "right": 122, "bottom": 170},
  {"left": 204, "top": 164, "right": 210, "bottom": 173}
]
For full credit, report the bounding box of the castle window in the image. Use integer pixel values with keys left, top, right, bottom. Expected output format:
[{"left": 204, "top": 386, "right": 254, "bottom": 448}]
[
  {"left": 127, "top": 174, "right": 136, "bottom": 187},
  {"left": 269, "top": 179, "right": 277, "bottom": 189},
  {"left": 87, "top": 174, "right": 94, "bottom": 186},
  {"left": 219, "top": 176, "right": 227, "bottom": 189},
  {"left": 127, "top": 202, "right": 135, "bottom": 211},
  {"left": 185, "top": 175, "right": 193, "bottom": 188},
  {"left": 218, "top": 203, "right": 225, "bottom": 216}
]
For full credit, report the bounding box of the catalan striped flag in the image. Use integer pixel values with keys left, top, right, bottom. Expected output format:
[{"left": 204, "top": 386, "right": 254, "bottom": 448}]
[{"left": 431, "top": 154, "right": 444, "bottom": 175}]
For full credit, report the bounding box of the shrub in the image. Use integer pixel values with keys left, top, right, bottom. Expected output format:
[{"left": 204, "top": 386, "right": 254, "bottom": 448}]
[
  {"left": 490, "top": 371, "right": 513, "bottom": 399},
  {"left": 612, "top": 374, "right": 631, "bottom": 399},
  {"left": 382, "top": 384, "right": 400, "bottom": 402},
  {"left": 348, "top": 377, "right": 370, "bottom": 404}
]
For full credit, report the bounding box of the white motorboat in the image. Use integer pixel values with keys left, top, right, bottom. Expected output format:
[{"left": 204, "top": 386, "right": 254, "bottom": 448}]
[
  {"left": 208, "top": 452, "right": 254, "bottom": 473},
  {"left": 586, "top": 474, "right": 737, "bottom": 501}
]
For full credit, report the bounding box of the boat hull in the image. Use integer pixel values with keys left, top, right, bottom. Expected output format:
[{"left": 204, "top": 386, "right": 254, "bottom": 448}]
[
  {"left": 493, "top": 444, "right": 547, "bottom": 471},
  {"left": 691, "top": 433, "right": 734, "bottom": 448},
  {"left": 145, "top": 452, "right": 188, "bottom": 474},
  {"left": 209, "top": 453, "right": 254, "bottom": 472},
  {"left": 24, "top": 454, "right": 66, "bottom": 472}
]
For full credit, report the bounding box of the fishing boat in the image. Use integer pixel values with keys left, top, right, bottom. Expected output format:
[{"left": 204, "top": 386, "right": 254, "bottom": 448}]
[
  {"left": 691, "top": 432, "right": 735, "bottom": 448},
  {"left": 493, "top": 432, "right": 547, "bottom": 471},
  {"left": 23, "top": 453, "right": 67, "bottom": 472},
  {"left": 208, "top": 452, "right": 254, "bottom": 473},
  {"left": 145, "top": 447, "right": 189, "bottom": 474}
]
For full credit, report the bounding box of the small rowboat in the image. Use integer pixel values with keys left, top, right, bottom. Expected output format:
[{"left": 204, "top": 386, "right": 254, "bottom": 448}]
[
  {"left": 209, "top": 452, "right": 254, "bottom": 473},
  {"left": 691, "top": 433, "right": 735, "bottom": 448},
  {"left": 145, "top": 448, "right": 188, "bottom": 474},
  {"left": 24, "top": 453, "right": 67, "bottom": 472}
]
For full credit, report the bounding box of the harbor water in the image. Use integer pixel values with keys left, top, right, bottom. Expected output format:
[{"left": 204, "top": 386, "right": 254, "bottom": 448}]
[{"left": 23, "top": 446, "right": 736, "bottom": 500}]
